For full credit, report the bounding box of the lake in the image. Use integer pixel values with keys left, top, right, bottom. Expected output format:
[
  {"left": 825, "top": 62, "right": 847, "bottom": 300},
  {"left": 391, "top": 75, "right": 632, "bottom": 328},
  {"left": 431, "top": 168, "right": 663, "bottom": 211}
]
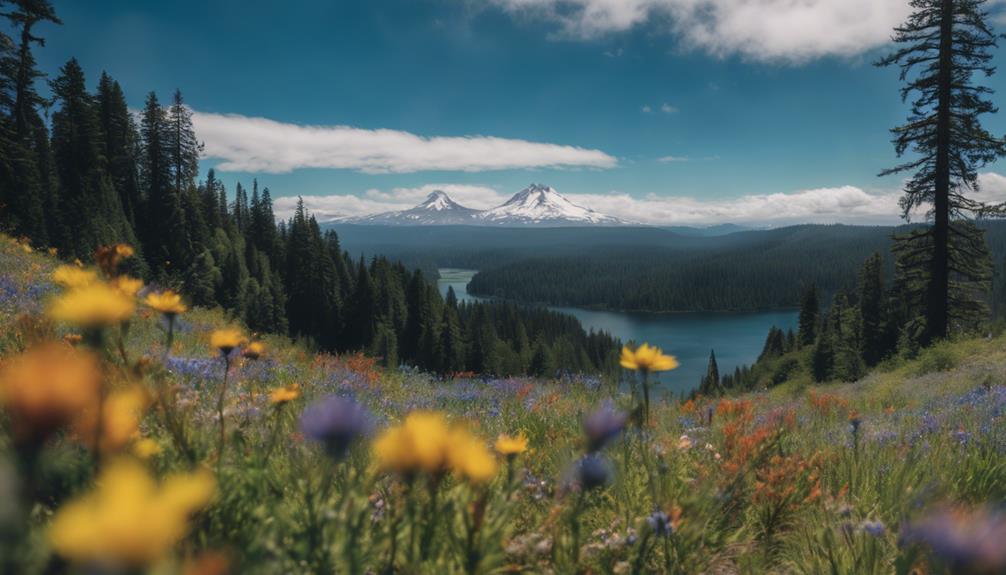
[{"left": 438, "top": 268, "right": 799, "bottom": 396}]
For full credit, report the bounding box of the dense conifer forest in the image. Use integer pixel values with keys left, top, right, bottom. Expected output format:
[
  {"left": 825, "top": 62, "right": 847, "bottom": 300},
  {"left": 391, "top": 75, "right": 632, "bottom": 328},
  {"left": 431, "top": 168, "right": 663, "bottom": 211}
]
[{"left": 0, "top": 7, "right": 618, "bottom": 377}]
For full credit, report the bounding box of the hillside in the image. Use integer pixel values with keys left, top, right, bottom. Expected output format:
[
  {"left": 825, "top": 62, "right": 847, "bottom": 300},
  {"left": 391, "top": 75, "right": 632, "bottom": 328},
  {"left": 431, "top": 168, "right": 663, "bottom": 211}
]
[{"left": 1, "top": 236, "right": 1003, "bottom": 574}]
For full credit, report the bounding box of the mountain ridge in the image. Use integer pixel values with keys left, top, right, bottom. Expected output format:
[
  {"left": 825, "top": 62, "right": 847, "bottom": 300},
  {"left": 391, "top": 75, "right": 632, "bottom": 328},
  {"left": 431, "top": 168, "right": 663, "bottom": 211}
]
[{"left": 344, "top": 184, "right": 629, "bottom": 227}]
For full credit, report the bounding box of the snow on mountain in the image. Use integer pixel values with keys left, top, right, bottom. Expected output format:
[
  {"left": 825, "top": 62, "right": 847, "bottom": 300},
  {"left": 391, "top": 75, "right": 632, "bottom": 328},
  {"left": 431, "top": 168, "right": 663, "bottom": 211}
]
[
  {"left": 477, "top": 184, "right": 625, "bottom": 226},
  {"left": 345, "top": 185, "right": 626, "bottom": 227},
  {"left": 353, "top": 190, "right": 481, "bottom": 225}
]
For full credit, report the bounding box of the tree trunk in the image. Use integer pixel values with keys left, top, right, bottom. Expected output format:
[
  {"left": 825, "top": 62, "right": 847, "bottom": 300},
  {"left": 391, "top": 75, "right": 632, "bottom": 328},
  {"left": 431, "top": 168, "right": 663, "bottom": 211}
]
[{"left": 930, "top": 0, "right": 954, "bottom": 341}]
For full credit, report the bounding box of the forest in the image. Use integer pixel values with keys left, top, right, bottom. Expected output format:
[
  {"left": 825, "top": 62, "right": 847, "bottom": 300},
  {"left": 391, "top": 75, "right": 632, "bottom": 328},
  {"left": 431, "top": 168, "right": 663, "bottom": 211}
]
[
  {"left": 0, "top": 10, "right": 618, "bottom": 377},
  {"left": 466, "top": 223, "right": 1006, "bottom": 314}
]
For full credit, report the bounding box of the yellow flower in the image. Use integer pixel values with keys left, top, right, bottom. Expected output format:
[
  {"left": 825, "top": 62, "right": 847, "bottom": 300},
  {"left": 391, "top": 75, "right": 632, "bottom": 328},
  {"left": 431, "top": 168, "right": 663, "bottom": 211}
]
[
  {"left": 112, "top": 276, "right": 145, "bottom": 297},
  {"left": 210, "top": 328, "right": 245, "bottom": 355},
  {"left": 52, "top": 265, "right": 98, "bottom": 288},
  {"left": 242, "top": 341, "right": 266, "bottom": 360},
  {"left": 133, "top": 438, "right": 162, "bottom": 459},
  {"left": 373, "top": 412, "right": 498, "bottom": 482},
  {"left": 268, "top": 384, "right": 300, "bottom": 405},
  {"left": 494, "top": 433, "right": 529, "bottom": 456},
  {"left": 49, "top": 459, "right": 215, "bottom": 568},
  {"left": 620, "top": 343, "right": 679, "bottom": 373},
  {"left": 49, "top": 282, "right": 136, "bottom": 327},
  {"left": 144, "top": 290, "right": 187, "bottom": 316},
  {"left": 0, "top": 344, "right": 102, "bottom": 443},
  {"left": 74, "top": 386, "right": 149, "bottom": 454},
  {"left": 373, "top": 411, "right": 451, "bottom": 475},
  {"left": 448, "top": 428, "right": 498, "bottom": 484},
  {"left": 48, "top": 247, "right": 58, "bottom": 256}
]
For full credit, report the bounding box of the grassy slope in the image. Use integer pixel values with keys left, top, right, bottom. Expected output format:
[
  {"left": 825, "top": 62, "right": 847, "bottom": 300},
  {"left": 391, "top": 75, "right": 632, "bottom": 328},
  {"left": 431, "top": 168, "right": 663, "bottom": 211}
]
[{"left": 1, "top": 235, "right": 1004, "bottom": 573}]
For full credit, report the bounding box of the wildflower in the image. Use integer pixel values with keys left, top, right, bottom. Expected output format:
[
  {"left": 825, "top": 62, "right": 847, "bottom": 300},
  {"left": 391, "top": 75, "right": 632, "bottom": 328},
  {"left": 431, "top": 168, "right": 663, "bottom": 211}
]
[
  {"left": 861, "top": 519, "right": 886, "bottom": 538},
  {"left": 112, "top": 276, "right": 144, "bottom": 297},
  {"left": 52, "top": 265, "right": 98, "bottom": 288},
  {"left": 494, "top": 433, "right": 529, "bottom": 457},
  {"left": 574, "top": 454, "right": 612, "bottom": 491},
  {"left": 300, "top": 395, "right": 372, "bottom": 460},
  {"left": 677, "top": 434, "right": 693, "bottom": 450},
  {"left": 900, "top": 506, "right": 1006, "bottom": 573},
  {"left": 269, "top": 384, "right": 301, "bottom": 405},
  {"left": 49, "top": 459, "right": 215, "bottom": 568},
  {"left": 144, "top": 290, "right": 187, "bottom": 316},
  {"left": 209, "top": 328, "right": 245, "bottom": 356},
  {"left": 74, "top": 386, "right": 149, "bottom": 454},
  {"left": 646, "top": 511, "right": 673, "bottom": 536},
  {"left": 619, "top": 343, "right": 678, "bottom": 373},
  {"left": 242, "top": 340, "right": 265, "bottom": 360},
  {"left": 0, "top": 344, "right": 102, "bottom": 443},
  {"left": 133, "top": 438, "right": 162, "bottom": 460},
  {"left": 583, "top": 401, "right": 628, "bottom": 452},
  {"left": 95, "top": 243, "right": 135, "bottom": 276},
  {"left": 373, "top": 411, "right": 451, "bottom": 475},
  {"left": 63, "top": 333, "right": 83, "bottom": 346},
  {"left": 448, "top": 427, "right": 498, "bottom": 484},
  {"left": 49, "top": 282, "right": 135, "bottom": 327}
]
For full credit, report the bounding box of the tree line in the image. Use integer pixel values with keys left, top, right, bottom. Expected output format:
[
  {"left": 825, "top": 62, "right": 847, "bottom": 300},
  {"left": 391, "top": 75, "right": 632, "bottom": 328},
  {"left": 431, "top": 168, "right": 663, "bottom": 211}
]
[{"left": 0, "top": 1, "right": 619, "bottom": 377}]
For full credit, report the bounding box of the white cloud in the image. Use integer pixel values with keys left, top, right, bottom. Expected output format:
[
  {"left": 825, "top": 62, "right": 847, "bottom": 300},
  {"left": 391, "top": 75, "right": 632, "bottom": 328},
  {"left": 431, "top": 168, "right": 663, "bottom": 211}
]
[
  {"left": 490, "top": 0, "right": 915, "bottom": 63},
  {"left": 192, "top": 110, "right": 617, "bottom": 174},
  {"left": 660, "top": 103, "right": 678, "bottom": 114},
  {"left": 641, "top": 105, "right": 652, "bottom": 113},
  {"left": 567, "top": 185, "right": 904, "bottom": 225}
]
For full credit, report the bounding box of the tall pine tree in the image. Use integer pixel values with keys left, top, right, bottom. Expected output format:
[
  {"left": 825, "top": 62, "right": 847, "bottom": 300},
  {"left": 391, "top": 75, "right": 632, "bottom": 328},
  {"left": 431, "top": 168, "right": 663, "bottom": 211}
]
[{"left": 879, "top": 0, "right": 1005, "bottom": 341}]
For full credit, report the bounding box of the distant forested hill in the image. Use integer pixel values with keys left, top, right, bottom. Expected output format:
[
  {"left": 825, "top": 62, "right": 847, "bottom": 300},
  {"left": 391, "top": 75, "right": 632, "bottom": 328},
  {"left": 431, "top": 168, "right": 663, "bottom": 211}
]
[{"left": 460, "top": 223, "right": 1006, "bottom": 313}]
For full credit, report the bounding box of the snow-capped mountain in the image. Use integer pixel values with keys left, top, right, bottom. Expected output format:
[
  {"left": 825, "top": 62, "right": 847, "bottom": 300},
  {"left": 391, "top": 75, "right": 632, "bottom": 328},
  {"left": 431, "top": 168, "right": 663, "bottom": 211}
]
[
  {"left": 477, "top": 184, "right": 624, "bottom": 226},
  {"left": 345, "top": 185, "right": 626, "bottom": 227},
  {"left": 354, "top": 190, "right": 481, "bottom": 225}
]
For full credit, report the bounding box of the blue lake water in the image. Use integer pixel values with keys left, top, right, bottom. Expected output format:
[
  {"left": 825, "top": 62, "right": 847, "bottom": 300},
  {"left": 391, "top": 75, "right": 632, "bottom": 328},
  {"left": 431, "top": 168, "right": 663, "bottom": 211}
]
[{"left": 438, "top": 268, "right": 799, "bottom": 396}]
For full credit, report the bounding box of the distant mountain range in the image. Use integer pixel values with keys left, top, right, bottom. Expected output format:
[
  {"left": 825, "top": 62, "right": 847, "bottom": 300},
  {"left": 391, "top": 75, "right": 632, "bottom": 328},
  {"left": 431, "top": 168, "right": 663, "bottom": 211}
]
[{"left": 348, "top": 184, "right": 627, "bottom": 227}]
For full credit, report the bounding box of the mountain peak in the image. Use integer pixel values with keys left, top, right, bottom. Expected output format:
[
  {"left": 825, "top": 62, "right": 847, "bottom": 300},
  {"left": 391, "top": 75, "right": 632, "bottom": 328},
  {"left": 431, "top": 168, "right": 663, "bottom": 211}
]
[
  {"left": 482, "top": 184, "right": 624, "bottom": 226},
  {"left": 419, "top": 190, "right": 461, "bottom": 211}
]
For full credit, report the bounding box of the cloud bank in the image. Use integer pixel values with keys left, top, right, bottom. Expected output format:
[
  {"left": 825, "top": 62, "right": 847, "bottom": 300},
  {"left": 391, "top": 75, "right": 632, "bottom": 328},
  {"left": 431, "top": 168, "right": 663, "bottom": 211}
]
[
  {"left": 273, "top": 182, "right": 923, "bottom": 226},
  {"left": 192, "top": 111, "right": 617, "bottom": 174},
  {"left": 491, "top": 0, "right": 915, "bottom": 63}
]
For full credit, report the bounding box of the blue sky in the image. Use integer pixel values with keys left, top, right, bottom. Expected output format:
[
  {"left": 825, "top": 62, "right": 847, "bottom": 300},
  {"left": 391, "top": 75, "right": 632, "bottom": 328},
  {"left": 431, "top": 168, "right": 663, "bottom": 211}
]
[{"left": 22, "top": 0, "right": 1006, "bottom": 224}]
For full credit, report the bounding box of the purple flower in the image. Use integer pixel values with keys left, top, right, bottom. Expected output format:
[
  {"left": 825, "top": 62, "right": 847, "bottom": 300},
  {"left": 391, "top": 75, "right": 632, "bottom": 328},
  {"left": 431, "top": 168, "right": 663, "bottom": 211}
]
[
  {"left": 861, "top": 519, "right": 886, "bottom": 538},
  {"left": 299, "top": 396, "right": 373, "bottom": 460},
  {"left": 583, "top": 401, "right": 628, "bottom": 452},
  {"left": 647, "top": 511, "right": 673, "bottom": 536},
  {"left": 900, "top": 507, "right": 1006, "bottom": 572},
  {"left": 575, "top": 454, "right": 612, "bottom": 491}
]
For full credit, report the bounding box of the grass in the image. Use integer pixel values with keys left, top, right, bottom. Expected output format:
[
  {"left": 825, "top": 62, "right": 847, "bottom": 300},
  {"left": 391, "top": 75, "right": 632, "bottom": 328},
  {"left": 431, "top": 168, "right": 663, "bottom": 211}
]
[{"left": 0, "top": 234, "right": 1004, "bottom": 574}]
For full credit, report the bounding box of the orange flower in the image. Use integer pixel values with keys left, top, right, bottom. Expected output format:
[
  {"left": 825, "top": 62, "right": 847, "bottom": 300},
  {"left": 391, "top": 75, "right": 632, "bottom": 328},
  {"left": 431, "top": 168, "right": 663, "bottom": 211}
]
[{"left": 0, "top": 344, "right": 102, "bottom": 443}]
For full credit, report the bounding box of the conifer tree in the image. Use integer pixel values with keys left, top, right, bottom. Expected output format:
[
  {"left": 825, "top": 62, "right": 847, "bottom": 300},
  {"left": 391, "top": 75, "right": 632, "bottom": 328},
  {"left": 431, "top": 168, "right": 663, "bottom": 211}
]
[
  {"left": 797, "top": 285, "right": 819, "bottom": 347},
  {"left": 700, "top": 349, "right": 721, "bottom": 396},
  {"left": 879, "top": 0, "right": 1006, "bottom": 341},
  {"left": 1, "top": 0, "right": 60, "bottom": 243},
  {"left": 859, "top": 252, "right": 887, "bottom": 365},
  {"left": 96, "top": 72, "right": 141, "bottom": 229}
]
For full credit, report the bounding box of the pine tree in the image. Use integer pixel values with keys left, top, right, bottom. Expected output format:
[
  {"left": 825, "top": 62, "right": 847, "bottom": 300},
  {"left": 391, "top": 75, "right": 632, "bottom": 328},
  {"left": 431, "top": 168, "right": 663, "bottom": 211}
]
[
  {"left": 96, "top": 72, "right": 141, "bottom": 229},
  {"left": 859, "top": 252, "right": 887, "bottom": 365},
  {"left": 699, "top": 349, "right": 721, "bottom": 396},
  {"left": 139, "top": 92, "right": 182, "bottom": 272},
  {"left": 878, "top": 0, "right": 1006, "bottom": 341},
  {"left": 797, "top": 285, "right": 819, "bottom": 347},
  {"left": 166, "top": 89, "right": 201, "bottom": 195},
  {"left": 0, "top": 0, "right": 60, "bottom": 243},
  {"left": 49, "top": 58, "right": 137, "bottom": 257}
]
